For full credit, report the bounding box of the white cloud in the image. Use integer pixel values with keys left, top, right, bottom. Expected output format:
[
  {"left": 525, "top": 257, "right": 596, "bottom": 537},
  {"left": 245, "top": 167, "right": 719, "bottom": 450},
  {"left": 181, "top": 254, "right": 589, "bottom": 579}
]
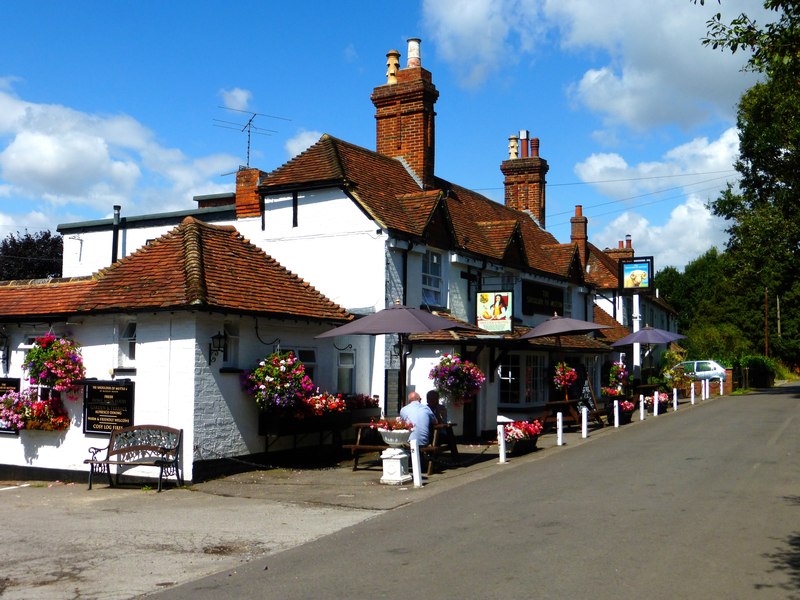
[
  {"left": 575, "top": 127, "right": 739, "bottom": 199},
  {"left": 423, "top": 0, "right": 546, "bottom": 88},
  {"left": 219, "top": 88, "right": 252, "bottom": 111},
  {"left": 597, "top": 195, "right": 728, "bottom": 271},
  {"left": 0, "top": 85, "right": 241, "bottom": 226},
  {"left": 285, "top": 130, "right": 323, "bottom": 159},
  {"left": 424, "top": 0, "right": 766, "bottom": 128}
]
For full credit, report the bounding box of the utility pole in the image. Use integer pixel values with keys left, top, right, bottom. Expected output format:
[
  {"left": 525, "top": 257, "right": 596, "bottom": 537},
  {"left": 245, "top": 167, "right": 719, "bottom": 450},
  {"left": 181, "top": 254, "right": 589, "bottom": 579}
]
[{"left": 764, "top": 287, "right": 769, "bottom": 357}]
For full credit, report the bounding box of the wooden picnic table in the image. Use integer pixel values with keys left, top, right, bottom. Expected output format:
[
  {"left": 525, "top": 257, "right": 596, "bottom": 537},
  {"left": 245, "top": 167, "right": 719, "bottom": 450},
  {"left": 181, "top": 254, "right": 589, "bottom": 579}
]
[{"left": 343, "top": 422, "right": 458, "bottom": 476}]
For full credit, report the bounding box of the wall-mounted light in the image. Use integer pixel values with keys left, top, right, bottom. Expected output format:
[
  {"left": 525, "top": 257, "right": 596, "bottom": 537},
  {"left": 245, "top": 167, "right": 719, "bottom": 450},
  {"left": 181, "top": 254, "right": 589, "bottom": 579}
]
[{"left": 209, "top": 331, "right": 228, "bottom": 365}]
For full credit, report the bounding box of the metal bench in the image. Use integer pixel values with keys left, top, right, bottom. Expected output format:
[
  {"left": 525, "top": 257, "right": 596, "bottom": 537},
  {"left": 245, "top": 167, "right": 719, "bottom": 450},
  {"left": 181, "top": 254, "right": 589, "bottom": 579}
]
[{"left": 84, "top": 424, "right": 183, "bottom": 492}]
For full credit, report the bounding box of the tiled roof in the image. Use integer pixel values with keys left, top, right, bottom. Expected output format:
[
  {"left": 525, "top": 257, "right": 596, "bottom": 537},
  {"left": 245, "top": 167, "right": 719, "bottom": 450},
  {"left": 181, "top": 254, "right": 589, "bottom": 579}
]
[
  {"left": 586, "top": 242, "right": 622, "bottom": 289},
  {"left": 259, "top": 135, "right": 579, "bottom": 281},
  {"left": 0, "top": 218, "right": 351, "bottom": 323},
  {"left": 593, "top": 305, "right": 630, "bottom": 344}
]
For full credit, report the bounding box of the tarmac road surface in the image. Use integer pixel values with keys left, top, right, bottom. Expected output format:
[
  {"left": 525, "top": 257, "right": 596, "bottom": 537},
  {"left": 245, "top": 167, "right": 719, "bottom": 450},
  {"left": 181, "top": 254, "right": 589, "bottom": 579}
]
[{"left": 153, "top": 388, "right": 800, "bottom": 600}]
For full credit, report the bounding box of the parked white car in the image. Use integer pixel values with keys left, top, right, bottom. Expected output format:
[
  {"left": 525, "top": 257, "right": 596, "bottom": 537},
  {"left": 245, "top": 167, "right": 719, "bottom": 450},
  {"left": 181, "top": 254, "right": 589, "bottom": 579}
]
[{"left": 674, "top": 360, "right": 727, "bottom": 381}]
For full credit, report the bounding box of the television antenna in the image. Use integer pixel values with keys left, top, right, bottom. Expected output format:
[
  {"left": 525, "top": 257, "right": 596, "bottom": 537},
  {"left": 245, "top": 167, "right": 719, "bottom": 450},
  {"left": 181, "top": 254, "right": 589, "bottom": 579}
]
[{"left": 213, "top": 106, "right": 291, "bottom": 168}]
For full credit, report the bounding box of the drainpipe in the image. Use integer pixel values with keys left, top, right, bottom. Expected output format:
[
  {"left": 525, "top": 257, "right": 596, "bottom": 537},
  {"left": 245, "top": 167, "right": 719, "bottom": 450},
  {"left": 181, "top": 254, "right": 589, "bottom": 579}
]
[{"left": 111, "top": 205, "right": 121, "bottom": 264}]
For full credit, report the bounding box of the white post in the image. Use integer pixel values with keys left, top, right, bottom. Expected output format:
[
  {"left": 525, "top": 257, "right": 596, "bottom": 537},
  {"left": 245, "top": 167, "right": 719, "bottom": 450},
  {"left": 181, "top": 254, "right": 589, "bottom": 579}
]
[
  {"left": 719, "top": 379, "right": 724, "bottom": 396},
  {"left": 654, "top": 394, "right": 659, "bottom": 416},
  {"left": 410, "top": 439, "right": 422, "bottom": 488},
  {"left": 632, "top": 294, "right": 641, "bottom": 381},
  {"left": 673, "top": 388, "right": 678, "bottom": 411},
  {"left": 691, "top": 383, "right": 695, "bottom": 404},
  {"left": 557, "top": 412, "right": 563, "bottom": 446},
  {"left": 639, "top": 395, "right": 645, "bottom": 420},
  {"left": 581, "top": 406, "right": 588, "bottom": 438},
  {"left": 497, "top": 424, "right": 507, "bottom": 464},
  {"left": 704, "top": 379, "right": 709, "bottom": 400}
]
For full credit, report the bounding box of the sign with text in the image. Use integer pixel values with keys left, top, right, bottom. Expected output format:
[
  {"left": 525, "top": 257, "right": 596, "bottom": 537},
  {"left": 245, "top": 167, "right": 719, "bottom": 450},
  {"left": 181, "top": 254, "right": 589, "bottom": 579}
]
[
  {"left": 618, "top": 256, "right": 654, "bottom": 293},
  {"left": 0, "top": 377, "right": 21, "bottom": 435},
  {"left": 83, "top": 380, "right": 135, "bottom": 434},
  {"left": 477, "top": 291, "right": 513, "bottom": 333},
  {"left": 521, "top": 280, "right": 564, "bottom": 316}
]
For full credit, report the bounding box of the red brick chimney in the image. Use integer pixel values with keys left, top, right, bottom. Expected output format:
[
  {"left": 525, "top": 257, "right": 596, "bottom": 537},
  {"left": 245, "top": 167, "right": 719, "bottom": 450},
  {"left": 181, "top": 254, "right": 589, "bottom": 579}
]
[
  {"left": 570, "top": 205, "right": 588, "bottom": 267},
  {"left": 371, "top": 38, "right": 439, "bottom": 188},
  {"left": 605, "top": 235, "right": 635, "bottom": 261},
  {"left": 235, "top": 166, "right": 265, "bottom": 218},
  {"left": 501, "top": 130, "right": 549, "bottom": 227}
]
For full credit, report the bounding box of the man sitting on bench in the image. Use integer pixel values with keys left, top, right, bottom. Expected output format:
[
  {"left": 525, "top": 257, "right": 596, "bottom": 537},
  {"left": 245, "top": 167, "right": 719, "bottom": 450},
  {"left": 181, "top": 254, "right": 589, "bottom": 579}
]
[{"left": 400, "top": 391, "right": 436, "bottom": 470}]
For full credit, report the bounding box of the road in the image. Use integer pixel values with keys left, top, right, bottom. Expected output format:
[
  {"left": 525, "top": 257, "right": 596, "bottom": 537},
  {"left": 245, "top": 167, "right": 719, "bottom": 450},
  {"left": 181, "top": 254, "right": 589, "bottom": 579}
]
[{"left": 153, "top": 387, "right": 800, "bottom": 600}]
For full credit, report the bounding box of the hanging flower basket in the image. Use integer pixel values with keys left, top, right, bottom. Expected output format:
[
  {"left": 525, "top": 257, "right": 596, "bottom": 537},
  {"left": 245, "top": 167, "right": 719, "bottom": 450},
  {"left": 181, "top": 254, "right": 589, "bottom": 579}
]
[
  {"left": 22, "top": 333, "right": 86, "bottom": 398},
  {"left": 553, "top": 362, "right": 577, "bottom": 400},
  {"left": 429, "top": 353, "right": 485, "bottom": 406}
]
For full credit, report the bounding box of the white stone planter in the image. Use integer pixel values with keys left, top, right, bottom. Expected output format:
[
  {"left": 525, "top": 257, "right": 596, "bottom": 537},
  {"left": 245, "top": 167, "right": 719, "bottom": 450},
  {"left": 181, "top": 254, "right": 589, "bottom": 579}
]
[{"left": 377, "top": 428, "right": 411, "bottom": 448}]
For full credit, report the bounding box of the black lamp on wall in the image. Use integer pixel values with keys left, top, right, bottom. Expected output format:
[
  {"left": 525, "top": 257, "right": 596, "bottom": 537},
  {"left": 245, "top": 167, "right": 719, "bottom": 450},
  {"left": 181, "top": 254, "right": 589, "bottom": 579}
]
[
  {"left": 209, "top": 331, "right": 228, "bottom": 365},
  {"left": 0, "top": 331, "right": 8, "bottom": 373}
]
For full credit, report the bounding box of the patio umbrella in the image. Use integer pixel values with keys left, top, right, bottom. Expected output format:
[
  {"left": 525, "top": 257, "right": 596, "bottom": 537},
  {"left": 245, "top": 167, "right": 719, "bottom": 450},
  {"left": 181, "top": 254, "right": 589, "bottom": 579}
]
[
  {"left": 610, "top": 326, "right": 685, "bottom": 347},
  {"left": 316, "top": 305, "right": 462, "bottom": 411},
  {"left": 519, "top": 314, "right": 609, "bottom": 340},
  {"left": 316, "top": 304, "right": 461, "bottom": 337}
]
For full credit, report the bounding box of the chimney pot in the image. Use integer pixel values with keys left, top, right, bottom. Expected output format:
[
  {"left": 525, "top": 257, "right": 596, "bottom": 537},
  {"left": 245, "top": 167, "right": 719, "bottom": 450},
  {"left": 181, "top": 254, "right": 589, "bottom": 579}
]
[
  {"left": 386, "top": 49, "right": 400, "bottom": 84},
  {"left": 531, "top": 137, "right": 540, "bottom": 158},
  {"left": 625, "top": 234, "right": 632, "bottom": 249},
  {"left": 407, "top": 38, "right": 421, "bottom": 67},
  {"left": 575, "top": 205, "right": 583, "bottom": 217},
  {"left": 508, "top": 135, "right": 519, "bottom": 159},
  {"left": 618, "top": 240, "right": 624, "bottom": 249},
  {"left": 520, "top": 129, "right": 529, "bottom": 158}
]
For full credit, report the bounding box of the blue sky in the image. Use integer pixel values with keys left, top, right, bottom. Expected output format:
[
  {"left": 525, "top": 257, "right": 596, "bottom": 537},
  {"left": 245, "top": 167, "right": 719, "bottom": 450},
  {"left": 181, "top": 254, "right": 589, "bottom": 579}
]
[{"left": 0, "top": 1, "right": 768, "bottom": 271}]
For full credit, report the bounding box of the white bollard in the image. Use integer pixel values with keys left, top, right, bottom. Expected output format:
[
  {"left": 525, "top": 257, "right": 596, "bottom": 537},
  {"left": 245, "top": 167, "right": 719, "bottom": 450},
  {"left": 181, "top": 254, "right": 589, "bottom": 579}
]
[
  {"left": 497, "top": 424, "right": 507, "bottom": 464},
  {"left": 410, "top": 439, "right": 422, "bottom": 488},
  {"left": 557, "top": 412, "right": 563, "bottom": 446},
  {"left": 691, "top": 383, "right": 695, "bottom": 404},
  {"left": 614, "top": 400, "right": 620, "bottom": 428},
  {"left": 639, "top": 394, "right": 645, "bottom": 421},
  {"left": 581, "top": 406, "right": 588, "bottom": 438},
  {"left": 654, "top": 394, "right": 659, "bottom": 416},
  {"left": 719, "top": 379, "right": 724, "bottom": 396},
  {"left": 673, "top": 388, "right": 678, "bottom": 411},
  {"left": 704, "top": 379, "right": 709, "bottom": 400}
]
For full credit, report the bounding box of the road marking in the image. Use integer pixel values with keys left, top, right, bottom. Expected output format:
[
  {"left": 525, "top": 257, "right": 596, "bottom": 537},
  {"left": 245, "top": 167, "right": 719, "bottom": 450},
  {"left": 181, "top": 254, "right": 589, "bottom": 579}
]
[
  {"left": 0, "top": 483, "right": 31, "bottom": 492},
  {"left": 768, "top": 415, "right": 794, "bottom": 446}
]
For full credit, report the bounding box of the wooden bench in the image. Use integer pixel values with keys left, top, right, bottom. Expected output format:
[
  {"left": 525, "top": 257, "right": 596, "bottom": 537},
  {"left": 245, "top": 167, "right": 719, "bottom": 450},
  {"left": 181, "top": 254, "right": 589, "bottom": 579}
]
[
  {"left": 344, "top": 422, "right": 458, "bottom": 475},
  {"left": 84, "top": 424, "right": 183, "bottom": 492}
]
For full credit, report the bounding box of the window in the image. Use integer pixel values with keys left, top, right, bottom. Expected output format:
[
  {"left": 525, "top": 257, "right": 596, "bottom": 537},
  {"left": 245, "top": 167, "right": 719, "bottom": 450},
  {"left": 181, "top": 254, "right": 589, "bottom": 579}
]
[
  {"left": 223, "top": 323, "right": 239, "bottom": 367},
  {"left": 119, "top": 322, "right": 136, "bottom": 366},
  {"left": 337, "top": 351, "right": 355, "bottom": 395},
  {"left": 499, "top": 353, "right": 547, "bottom": 406},
  {"left": 293, "top": 348, "right": 317, "bottom": 382},
  {"left": 422, "top": 250, "right": 443, "bottom": 307}
]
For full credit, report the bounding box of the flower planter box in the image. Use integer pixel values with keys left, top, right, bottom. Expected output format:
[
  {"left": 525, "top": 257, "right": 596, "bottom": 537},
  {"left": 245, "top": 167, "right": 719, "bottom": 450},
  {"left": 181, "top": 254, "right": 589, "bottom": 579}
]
[
  {"left": 258, "top": 412, "right": 350, "bottom": 436},
  {"left": 506, "top": 435, "right": 538, "bottom": 455}
]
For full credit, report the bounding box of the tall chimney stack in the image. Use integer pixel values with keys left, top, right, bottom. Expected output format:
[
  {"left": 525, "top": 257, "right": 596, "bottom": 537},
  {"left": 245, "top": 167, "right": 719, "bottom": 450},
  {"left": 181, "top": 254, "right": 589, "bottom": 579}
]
[
  {"left": 570, "top": 205, "right": 589, "bottom": 268},
  {"left": 372, "top": 38, "right": 439, "bottom": 188},
  {"left": 500, "top": 130, "right": 549, "bottom": 227}
]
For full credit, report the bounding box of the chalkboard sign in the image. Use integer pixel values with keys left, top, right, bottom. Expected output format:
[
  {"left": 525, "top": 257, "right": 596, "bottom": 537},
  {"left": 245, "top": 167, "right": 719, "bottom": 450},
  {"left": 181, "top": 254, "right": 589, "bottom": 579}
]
[
  {"left": 83, "top": 380, "right": 135, "bottom": 434},
  {"left": 577, "top": 378, "right": 597, "bottom": 412},
  {"left": 0, "top": 377, "right": 21, "bottom": 435}
]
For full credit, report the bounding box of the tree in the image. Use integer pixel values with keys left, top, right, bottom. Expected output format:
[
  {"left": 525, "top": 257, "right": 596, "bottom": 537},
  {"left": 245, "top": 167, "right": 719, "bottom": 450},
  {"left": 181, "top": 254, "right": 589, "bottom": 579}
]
[
  {"left": 0, "top": 230, "right": 63, "bottom": 280},
  {"left": 696, "top": 0, "right": 800, "bottom": 365}
]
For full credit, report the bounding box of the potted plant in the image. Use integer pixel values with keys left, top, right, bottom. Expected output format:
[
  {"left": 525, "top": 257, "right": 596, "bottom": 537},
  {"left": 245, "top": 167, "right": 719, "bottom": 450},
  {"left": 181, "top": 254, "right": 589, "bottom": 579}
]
[
  {"left": 503, "top": 419, "right": 543, "bottom": 454},
  {"left": 371, "top": 416, "right": 414, "bottom": 447},
  {"left": 22, "top": 333, "right": 86, "bottom": 399},
  {"left": 0, "top": 388, "right": 71, "bottom": 432},
  {"left": 553, "top": 362, "right": 577, "bottom": 400},
  {"left": 429, "top": 353, "right": 485, "bottom": 406},
  {"left": 645, "top": 392, "right": 670, "bottom": 413}
]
